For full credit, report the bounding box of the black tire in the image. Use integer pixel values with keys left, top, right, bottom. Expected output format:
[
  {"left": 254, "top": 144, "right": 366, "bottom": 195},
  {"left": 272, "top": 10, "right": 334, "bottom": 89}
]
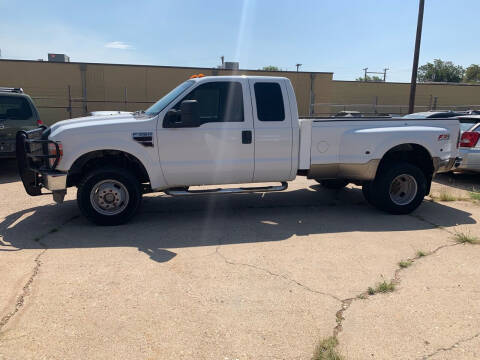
[
  {"left": 77, "top": 166, "right": 142, "bottom": 225},
  {"left": 317, "top": 179, "right": 349, "bottom": 189},
  {"left": 371, "top": 162, "right": 427, "bottom": 214}
]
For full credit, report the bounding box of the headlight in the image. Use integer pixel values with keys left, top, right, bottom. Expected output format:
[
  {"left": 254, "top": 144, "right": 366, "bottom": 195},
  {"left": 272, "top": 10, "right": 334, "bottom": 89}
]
[{"left": 48, "top": 142, "right": 63, "bottom": 168}]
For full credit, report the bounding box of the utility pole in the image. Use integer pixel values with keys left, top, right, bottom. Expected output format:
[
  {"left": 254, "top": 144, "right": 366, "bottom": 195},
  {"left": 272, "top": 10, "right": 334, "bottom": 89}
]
[
  {"left": 383, "top": 68, "right": 389, "bottom": 82},
  {"left": 363, "top": 68, "right": 368, "bottom": 82},
  {"left": 408, "top": 0, "right": 425, "bottom": 114},
  {"left": 296, "top": 63, "right": 302, "bottom": 72}
]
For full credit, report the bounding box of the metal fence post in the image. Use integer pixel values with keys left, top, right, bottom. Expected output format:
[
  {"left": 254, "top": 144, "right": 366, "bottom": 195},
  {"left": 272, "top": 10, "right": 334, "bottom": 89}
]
[
  {"left": 67, "top": 85, "right": 72, "bottom": 119},
  {"left": 309, "top": 73, "right": 316, "bottom": 116}
]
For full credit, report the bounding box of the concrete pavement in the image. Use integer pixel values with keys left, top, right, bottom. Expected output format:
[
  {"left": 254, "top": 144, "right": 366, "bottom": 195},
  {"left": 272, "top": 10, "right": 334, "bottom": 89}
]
[{"left": 1, "top": 159, "right": 479, "bottom": 359}]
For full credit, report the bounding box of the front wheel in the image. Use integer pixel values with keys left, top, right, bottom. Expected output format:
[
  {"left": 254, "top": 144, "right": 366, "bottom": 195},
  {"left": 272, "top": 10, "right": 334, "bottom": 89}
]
[
  {"left": 77, "top": 167, "right": 142, "bottom": 225},
  {"left": 370, "top": 162, "right": 427, "bottom": 214}
]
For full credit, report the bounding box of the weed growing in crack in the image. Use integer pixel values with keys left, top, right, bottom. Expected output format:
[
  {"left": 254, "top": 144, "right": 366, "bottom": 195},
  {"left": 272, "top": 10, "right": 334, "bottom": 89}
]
[
  {"left": 368, "top": 279, "right": 395, "bottom": 295},
  {"left": 398, "top": 260, "right": 413, "bottom": 268},
  {"left": 416, "top": 250, "right": 427, "bottom": 257},
  {"left": 49, "top": 228, "right": 59, "bottom": 234},
  {"left": 312, "top": 336, "right": 344, "bottom": 360},
  {"left": 454, "top": 231, "right": 480, "bottom": 245}
]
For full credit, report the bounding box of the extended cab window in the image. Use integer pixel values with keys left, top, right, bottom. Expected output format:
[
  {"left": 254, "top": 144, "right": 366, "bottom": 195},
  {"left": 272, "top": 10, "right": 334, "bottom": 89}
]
[
  {"left": 254, "top": 82, "right": 285, "bottom": 122},
  {"left": 178, "top": 81, "right": 244, "bottom": 123},
  {"left": 0, "top": 96, "right": 33, "bottom": 120}
]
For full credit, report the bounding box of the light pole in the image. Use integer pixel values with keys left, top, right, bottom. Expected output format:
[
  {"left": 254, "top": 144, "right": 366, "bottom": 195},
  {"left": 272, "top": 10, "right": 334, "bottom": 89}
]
[
  {"left": 296, "top": 63, "right": 302, "bottom": 72},
  {"left": 408, "top": 0, "right": 425, "bottom": 114}
]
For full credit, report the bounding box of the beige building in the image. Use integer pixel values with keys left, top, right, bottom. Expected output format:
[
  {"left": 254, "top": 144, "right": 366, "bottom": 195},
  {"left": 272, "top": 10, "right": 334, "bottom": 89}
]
[{"left": 1, "top": 59, "right": 479, "bottom": 125}]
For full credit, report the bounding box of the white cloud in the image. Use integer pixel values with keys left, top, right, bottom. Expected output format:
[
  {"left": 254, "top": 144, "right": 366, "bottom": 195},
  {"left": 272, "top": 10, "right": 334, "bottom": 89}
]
[
  {"left": 0, "top": 23, "right": 151, "bottom": 65},
  {"left": 105, "top": 41, "right": 133, "bottom": 50}
]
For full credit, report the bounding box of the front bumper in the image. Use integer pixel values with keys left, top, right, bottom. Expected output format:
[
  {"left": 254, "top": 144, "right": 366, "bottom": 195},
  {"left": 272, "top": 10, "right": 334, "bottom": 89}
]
[
  {"left": 433, "top": 156, "right": 462, "bottom": 174},
  {"left": 16, "top": 127, "right": 67, "bottom": 195}
]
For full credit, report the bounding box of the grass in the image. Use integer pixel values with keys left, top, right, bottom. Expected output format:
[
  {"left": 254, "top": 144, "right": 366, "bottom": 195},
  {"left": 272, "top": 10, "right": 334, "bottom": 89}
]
[
  {"left": 398, "top": 260, "right": 413, "bottom": 268},
  {"left": 453, "top": 231, "right": 480, "bottom": 245},
  {"left": 437, "top": 190, "right": 457, "bottom": 202},
  {"left": 469, "top": 191, "right": 480, "bottom": 201},
  {"left": 312, "top": 336, "right": 344, "bottom": 360},
  {"left": 49, "top": 228, "right": 59, "bottom": 233},
  {"left": 416, "top": 250, "right": 427, "bottom": 257},
  {"left": 368, "top": 280, "right": 396, "bottom": 295}
]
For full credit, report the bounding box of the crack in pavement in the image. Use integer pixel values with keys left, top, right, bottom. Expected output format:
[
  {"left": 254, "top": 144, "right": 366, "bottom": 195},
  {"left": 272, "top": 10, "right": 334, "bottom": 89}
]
[
  {"left": 420, "top": 331, "right": 480, "bottom": 359},
  {"left": 0, "top": 215, "right": 79, "bottom": 333},
  {"left": 214, "top": 244, "right": 342, "bottom": 303},
  {"left": 332, "top": 211, "right": 474, "bottom": 343}
]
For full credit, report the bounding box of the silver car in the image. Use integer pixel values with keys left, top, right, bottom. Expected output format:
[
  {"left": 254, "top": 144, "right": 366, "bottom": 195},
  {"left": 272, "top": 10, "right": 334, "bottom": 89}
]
[{"left": 457, "top": 115, "right": 480, "bottom": 173}]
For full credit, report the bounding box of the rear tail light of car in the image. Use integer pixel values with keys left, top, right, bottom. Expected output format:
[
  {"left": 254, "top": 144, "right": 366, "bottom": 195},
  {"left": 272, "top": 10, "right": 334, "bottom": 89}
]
[
  {"left": 459, "top": 131, "right": 480, "bottom": 148},
  {"left": 48, "top": 142, "right": 63, "bottom": 167},
  {"left": 37, "top": 119, "right": 44, "bottom": 126}
]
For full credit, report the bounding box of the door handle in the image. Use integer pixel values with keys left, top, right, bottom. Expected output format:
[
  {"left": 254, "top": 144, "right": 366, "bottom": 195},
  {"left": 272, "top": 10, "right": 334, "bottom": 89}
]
[{"left": 242, "top": 130, "right": 252, "bottom": 144}]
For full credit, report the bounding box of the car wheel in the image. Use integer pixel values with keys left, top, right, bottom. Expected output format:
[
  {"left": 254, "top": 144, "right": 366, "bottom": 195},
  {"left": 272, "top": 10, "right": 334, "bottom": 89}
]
[
  {"left": 372, "top": 162, "right": 427, "bottom": 214},
  {"left": 317, "top": 179, "right": 349, "bottom": 189},
  {"left": 77, "top": 166, "right": 142, "bottom": 225}
]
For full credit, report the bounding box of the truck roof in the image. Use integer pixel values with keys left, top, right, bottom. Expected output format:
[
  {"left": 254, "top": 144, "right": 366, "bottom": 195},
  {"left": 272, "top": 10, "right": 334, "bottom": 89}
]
[{"left": 190, "top": 75, "right": 288, "bottom": 82}]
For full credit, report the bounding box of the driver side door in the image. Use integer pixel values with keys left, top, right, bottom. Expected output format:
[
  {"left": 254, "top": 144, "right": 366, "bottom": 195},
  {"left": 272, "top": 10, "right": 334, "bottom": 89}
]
[{"left": 156, "top": 79, "right": 254, "bottom": 187}]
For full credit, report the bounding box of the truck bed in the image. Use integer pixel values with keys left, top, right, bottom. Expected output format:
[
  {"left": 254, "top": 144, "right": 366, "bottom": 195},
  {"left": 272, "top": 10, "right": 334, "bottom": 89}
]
[{"left": 298, "top": 117, "right": 459, "bottom": 181}]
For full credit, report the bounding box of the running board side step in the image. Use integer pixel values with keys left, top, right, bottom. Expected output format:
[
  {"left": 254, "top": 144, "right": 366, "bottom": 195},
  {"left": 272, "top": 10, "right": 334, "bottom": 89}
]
[{"left": 165, "top": 182, "right": 288, "bottom": 196}]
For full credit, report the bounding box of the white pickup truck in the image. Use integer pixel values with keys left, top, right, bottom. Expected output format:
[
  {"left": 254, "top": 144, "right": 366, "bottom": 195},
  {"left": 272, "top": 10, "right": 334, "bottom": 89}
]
[{"left": 16, "top": 75, "right": 461, "bottom": 225}]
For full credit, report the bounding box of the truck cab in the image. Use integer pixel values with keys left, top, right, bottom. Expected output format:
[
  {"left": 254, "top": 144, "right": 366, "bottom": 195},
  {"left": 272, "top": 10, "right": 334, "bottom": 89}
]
[{"left": 153, "top": 76, "right": 299, "bottom": 186}]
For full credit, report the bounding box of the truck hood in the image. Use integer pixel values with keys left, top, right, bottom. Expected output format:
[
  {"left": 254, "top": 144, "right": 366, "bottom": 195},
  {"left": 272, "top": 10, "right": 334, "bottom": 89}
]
[{"left": 50, "top": 113, "right": 137, "bottom": 133}]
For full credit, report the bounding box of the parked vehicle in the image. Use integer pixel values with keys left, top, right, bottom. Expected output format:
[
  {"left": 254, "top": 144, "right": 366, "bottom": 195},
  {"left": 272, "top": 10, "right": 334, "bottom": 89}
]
[
  {"left": 455, "top": 115, "right": 480, "bottom": 173},
  {"left": 403, "top": 110, "right": 464, "bottom": 119},
  {"left": 17, "top": 76, "right": 461, "bottom": 225},
  {"left": 0, "top": 87, "right": 42, "bottom": 158},
  {"left": 334, "top": 110, "right": 363, "bottom": 118}
]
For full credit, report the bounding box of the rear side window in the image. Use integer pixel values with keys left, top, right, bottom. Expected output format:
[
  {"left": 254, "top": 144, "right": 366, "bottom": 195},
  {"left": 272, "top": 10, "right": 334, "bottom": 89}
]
[
  {"left": 178, "top": 81, "right": 244, "bottom": 123},
  {"left": 254, "top": 82, "right": 285, "bottom": 122},
  {"left": 0, "top": 96, "right": 33, "bottom": 120}
]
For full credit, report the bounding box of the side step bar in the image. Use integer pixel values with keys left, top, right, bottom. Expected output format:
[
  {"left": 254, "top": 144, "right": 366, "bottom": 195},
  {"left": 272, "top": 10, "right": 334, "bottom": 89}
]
[{"left": 165, "top": 182, "right": 288, "bottom": 196}]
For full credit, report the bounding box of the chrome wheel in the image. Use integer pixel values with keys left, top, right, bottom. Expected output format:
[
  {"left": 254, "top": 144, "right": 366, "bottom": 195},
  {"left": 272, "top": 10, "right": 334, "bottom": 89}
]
[
  {"left": 389, "top": 174, "right": 418, "bottom": 206},
  {"left": 89, "top": 179, "right": 129, "bottom": 216}
]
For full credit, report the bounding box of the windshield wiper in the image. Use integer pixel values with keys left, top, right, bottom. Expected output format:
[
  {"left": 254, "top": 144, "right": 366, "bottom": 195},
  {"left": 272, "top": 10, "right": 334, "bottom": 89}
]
[{"left": 133, "top": 110, "right": 145, "bottom": 115}]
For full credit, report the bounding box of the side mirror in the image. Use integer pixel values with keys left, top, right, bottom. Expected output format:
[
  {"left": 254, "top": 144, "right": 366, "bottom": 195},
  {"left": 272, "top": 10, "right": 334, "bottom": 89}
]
[
  {"left": 163, "top": 100, "right": 200, "bottom": 128},
  {"left": 179, "top": 100, "right": 200, "bottom": 127},
  {"left": 163, "top": 109, "right": 181, "bottom": 128}
]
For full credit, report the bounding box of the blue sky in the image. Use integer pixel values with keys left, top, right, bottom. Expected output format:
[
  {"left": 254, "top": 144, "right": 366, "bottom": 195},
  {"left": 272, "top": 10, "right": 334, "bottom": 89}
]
[{"left": 0, "top": 0, "right": 478, "bottom": 82}]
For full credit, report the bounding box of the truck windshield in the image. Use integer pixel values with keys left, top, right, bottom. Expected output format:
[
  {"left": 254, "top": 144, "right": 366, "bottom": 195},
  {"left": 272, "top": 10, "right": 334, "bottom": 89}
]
[{"left": 145, "top": 80, "right": 195, "bottom": 115}]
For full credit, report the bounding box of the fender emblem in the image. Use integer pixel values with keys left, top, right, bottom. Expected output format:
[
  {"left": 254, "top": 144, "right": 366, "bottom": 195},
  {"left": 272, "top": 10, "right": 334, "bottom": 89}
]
[
  {"left": 438, "top": 134, "right": 450, "bottom": 141},
  {"left": 132, "top": 132, "right": 154, "bottom": 147}
]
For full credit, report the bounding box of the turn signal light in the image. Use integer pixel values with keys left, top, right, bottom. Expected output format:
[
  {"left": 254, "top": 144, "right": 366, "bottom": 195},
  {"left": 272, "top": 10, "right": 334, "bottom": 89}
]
[
  {"left": 459, "top": 131, "right": 480, "bottom": 148},
  {"left": 190, "top": 73, "right": 205, "bottom": 79},
  {"left": 37, "top": 119, "right": 44, "bottom": 125},
  {"left": 48, "top": 142, "right": 63, "bottom": 167}
]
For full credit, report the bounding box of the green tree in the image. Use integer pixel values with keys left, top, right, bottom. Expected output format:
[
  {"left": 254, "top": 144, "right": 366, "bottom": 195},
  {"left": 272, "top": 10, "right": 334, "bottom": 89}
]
[
  {"left": 417, "top": 59, "right": 464, "bottom": 83},
  {"left": 464, "top": 64, "right": 480, "bottom": 83},
  {"left": 261, "top": 65, "right": 280, "bottom": 71},
  {"left": 356, "top": 75, "right": 383, "bottom": 82}
]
